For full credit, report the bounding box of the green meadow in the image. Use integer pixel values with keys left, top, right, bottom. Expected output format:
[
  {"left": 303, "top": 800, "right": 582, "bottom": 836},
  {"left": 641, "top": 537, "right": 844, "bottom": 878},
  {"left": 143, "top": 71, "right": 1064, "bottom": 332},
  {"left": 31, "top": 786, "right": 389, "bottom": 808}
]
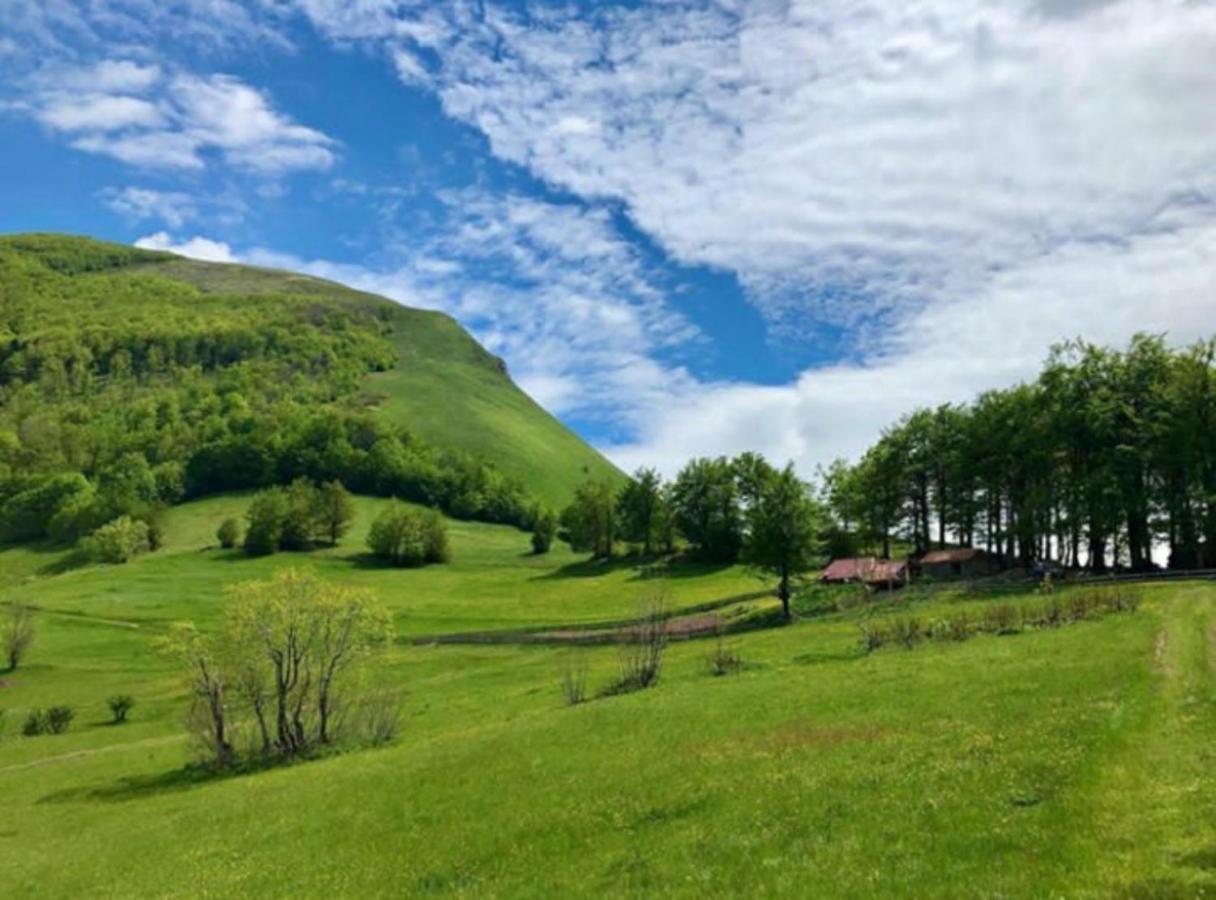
[{"left": 3, "top": 496, "right": 1215, "bottom": 897}]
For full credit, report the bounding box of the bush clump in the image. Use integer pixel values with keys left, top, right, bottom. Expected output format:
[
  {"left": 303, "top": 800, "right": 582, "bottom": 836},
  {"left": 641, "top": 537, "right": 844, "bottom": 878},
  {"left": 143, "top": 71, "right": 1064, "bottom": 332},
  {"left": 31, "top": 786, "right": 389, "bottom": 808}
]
[
  {"left": 216, "top": 517, "right": 242, "bottom": 549},
  {"left": 24, "top": 706, "right": 74, "bottom": 736},
  {"left": 890, "top": 616, "right": 923, "bottom": 649},
  {"left": 858, "top": 620, "right": 887, "bottom": 652},
  {"left": 107, "top": 694, "right": 135, "bottom": 724},
  {"left": 531, "top": 510, "right": 557, "bottom": 555},
  {"left": 707, "top": 634, "right": 744, "bottom": 676},
  {"left": 83, "top": 515, "right": 151, "bottom": 564},
  {"left": 242, "top": 479, "right": 355, "bottom": 556},
  {"left": 366, "top": 501, "right": 449, "bottom": 567},
  {"left": 984, "top": 603, "right": 1022, "bottom": 635}
]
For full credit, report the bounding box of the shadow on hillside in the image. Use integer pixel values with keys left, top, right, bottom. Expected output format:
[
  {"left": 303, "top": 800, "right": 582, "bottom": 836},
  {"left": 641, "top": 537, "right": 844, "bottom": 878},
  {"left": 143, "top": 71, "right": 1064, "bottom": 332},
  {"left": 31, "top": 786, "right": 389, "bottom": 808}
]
[
  {"left": 346, "top": 552, "right": 442, "bottom": 572},
  {"left": 37, "top": 548, "right": 89, "bottom": 577},
  {"left": 38, "top": 759, "right": 284, "bottom": 805}
]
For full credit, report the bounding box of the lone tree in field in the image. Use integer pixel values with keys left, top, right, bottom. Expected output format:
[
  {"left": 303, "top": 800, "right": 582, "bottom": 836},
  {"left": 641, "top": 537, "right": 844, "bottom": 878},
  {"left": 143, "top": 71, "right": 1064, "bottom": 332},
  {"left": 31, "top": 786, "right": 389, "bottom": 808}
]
[
  {"left": 227, "top": 569, "right": 391, "bottom": 753},
  {"left": 3, "top": 603, "right": 36, "bottom": 672},
  {"left": 745, "top": 464, "right": 821, "bottom": 622},
  {"left": 162, "top": 569, "right": 392, "bottom": 766}
]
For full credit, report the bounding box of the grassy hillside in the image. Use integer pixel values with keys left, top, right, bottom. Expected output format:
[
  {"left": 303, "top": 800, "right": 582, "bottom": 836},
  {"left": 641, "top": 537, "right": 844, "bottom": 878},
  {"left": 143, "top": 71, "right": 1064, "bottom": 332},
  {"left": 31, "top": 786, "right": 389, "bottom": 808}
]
[
  {"left": 147, "top": 253, "right": 623, "bottom": 509},
  {"left": 0, "top": 234, "right": 622, "bottom": 510},
  {"left": 2, "top": 494, "right": 1216, "bottom": 896}
]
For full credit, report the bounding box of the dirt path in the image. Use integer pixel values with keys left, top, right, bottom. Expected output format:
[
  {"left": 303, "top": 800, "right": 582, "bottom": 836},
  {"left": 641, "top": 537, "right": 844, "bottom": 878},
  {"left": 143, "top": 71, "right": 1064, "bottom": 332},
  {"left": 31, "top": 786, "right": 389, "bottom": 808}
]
[{"left": 414, "top": 595, "right": 780, "bottom": 645}]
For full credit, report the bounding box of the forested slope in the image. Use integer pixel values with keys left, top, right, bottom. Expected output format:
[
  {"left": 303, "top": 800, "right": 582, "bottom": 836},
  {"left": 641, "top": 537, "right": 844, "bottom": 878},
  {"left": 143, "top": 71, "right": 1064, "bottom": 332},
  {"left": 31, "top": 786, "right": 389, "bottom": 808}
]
[{"left": 0, "top": 234, "right": 620, "bottom": 546}]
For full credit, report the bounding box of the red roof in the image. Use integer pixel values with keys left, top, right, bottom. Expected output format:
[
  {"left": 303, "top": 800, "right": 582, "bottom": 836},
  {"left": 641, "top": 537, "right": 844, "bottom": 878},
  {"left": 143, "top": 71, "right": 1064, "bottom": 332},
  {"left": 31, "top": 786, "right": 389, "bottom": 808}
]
[
  {"left": 921, "top": 548, "right": 988, "bottom": 564},
  {"left": 821, "top": 557, "right": 907, "bottom": 583}
]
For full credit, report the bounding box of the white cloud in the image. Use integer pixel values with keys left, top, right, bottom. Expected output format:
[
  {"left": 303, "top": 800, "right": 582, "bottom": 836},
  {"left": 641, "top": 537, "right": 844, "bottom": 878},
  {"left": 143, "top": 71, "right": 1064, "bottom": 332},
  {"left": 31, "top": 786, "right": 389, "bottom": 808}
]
[
  {"left": 0, "top": 0, "right": 291, "bottom": 59},
  {"left": 103, "top": 187, "right": 197, "bottom": 227},
  {"left": 608, "top": 210, "right": 1216, "bottom": 476},
  {"left": 134, "top": 231, "right": 237, "bottom": 263},
  {"left": 37, "top": 95, "right": 164, "bottom": 132},
  {"left": 286, "top": 0, "right": 1216, "bottom": 474},
  {"left": 17, "top": 62, "right": 337, "bottom": 174}
]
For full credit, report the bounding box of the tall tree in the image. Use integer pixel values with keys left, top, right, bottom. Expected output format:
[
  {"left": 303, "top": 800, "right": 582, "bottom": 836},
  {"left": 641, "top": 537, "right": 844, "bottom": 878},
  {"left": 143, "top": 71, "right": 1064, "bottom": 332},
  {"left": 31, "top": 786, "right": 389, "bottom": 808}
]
[
  {"left": 745, "top": 465, "right": 821, "bottom": 621},
  {"left": 671, "top": 457, "right": 742, "bottom": 562},
  {"left": 617, "top": 467, "right": 665, "bottom": 556},
  {"left": 561, "top": 480, "right": 617, "bottom": 558}
]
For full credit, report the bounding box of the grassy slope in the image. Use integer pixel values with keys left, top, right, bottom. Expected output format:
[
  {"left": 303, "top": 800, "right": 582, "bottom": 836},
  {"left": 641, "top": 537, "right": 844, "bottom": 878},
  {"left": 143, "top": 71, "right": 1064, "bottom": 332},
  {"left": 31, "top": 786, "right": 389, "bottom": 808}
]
[
  {"left": 3, "top": 498, "right": 1216, "bottom": 897},
  {"left": 147, "top": 254, "right": 624, "bottom": 509}
]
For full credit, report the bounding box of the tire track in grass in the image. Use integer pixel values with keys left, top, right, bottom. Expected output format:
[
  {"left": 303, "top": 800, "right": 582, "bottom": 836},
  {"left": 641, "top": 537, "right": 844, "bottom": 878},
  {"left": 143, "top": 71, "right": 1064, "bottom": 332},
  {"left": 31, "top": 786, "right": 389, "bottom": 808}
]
[
  {"left": 0, "top": 733, "right": 185, "bottom": 775},
  {"left": 1087, "top": 588, "right": 1216, "bottom": 897}
]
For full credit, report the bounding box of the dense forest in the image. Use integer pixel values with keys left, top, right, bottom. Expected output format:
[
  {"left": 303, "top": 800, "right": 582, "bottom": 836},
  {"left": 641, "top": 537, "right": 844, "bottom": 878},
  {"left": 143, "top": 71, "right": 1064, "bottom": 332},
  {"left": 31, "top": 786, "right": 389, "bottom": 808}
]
[
  {"left": 821, "top": 335, "right": 1216, "bottom": 572},
  {"left": 0, "top": 236, "right": 535, "bottom": 547}
]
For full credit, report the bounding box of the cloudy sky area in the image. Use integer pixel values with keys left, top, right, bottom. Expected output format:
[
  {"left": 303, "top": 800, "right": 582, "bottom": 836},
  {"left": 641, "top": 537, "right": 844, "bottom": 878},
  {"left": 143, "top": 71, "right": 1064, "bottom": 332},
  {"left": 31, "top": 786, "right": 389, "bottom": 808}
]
[{"left": 2, "top": 0, "right": 1214, "bottom": 476}]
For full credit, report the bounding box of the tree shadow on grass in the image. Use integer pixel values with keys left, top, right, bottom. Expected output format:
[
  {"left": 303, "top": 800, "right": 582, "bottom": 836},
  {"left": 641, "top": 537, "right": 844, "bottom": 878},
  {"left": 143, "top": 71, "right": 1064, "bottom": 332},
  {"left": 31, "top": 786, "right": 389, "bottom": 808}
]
[
  {"left": 36, "top": 547, "right": 89, "bottom": 577},
  {"left": 37, "top": 758, "right": 290, "bottom": 806}
]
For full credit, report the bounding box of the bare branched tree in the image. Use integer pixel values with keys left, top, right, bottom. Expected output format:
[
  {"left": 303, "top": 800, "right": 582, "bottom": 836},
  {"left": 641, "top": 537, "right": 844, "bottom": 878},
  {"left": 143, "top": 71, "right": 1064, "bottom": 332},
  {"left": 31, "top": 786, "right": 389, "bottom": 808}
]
[
  {"left": 3, "top": 604, "right": 37, "bottom": 672},
  {"left": 617, "top": 594, "right": 669, "bottom": 691}
]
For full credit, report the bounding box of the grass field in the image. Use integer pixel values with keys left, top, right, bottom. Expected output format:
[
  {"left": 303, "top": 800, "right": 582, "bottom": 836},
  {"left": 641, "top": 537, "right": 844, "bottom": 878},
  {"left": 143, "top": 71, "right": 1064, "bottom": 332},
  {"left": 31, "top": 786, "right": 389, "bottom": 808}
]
[{"left": 3, "top": 497, "right": 1216, "bottom": 897}]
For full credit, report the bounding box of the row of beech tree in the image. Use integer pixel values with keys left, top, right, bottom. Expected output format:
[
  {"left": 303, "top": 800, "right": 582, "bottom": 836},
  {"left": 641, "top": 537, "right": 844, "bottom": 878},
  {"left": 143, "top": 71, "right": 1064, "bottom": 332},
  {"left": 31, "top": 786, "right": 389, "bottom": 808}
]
[
  {"left": 559, "top": 454, "right": 820, "bottom": 619},
  {"left": 820, "top": 336, "right": 1216, "bottom": 572}
]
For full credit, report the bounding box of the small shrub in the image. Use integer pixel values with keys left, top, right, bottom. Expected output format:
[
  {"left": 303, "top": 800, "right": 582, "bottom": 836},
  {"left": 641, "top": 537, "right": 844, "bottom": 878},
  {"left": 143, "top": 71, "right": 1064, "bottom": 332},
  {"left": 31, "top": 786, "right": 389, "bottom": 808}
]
[
  {"left": 560, "top": 655, "right": 589, "bottom": 705},
  {"left": 947, "top": 611, "right": 971, "bottom": 641},
  {"left": 1115, "top": 589, "right": 1142, "bottom": 613},
  {"left": 107, "top": 694, "right": 135, "bottom": 724},
  {"left": 1067, "top": 593, "right": 1094, "bottom": 622},
  {"left": 46, "top": 706, "right": 74, "bottom": 734},
  {"left": 532, "top": 511, "right": 556, "bottom": 555},
  {"left": 1094, "top": 586, "right": 1141, "bottom": 614},
  {"left": 926, "top": 619, "right": 952, "bottom": 641},
  {"left": 1019, "top": 602, "right": 1045, "bottom": 628},
  {"left": 603, "top": 595, "right": 668, "bottom": 695},
  {"left": 858, "top": 620, "right": 887, "bottom": 652},
  {"left": 349, "top": 688, "right": 403, "bottom": 746},
  {"left": 1041, "top": 597, "right": 1064, "bottom": 627},
  {"left": 890, "top": 616, "right": 922, "bottom": 649},
  {"left": 707, "top": 635, "right": 743, "bottom": 676},
  {"left": 23, "top": 709, "right": 46, "bottom": 736},
  {"left": 216, "top": 518, "right": 241, "bottom": 550},
  {"left": 83, "top": 515, "right": 151, "bottom": 564},
  {"left": 985, "top": 603, "right": 1021, "bottom": 635}
]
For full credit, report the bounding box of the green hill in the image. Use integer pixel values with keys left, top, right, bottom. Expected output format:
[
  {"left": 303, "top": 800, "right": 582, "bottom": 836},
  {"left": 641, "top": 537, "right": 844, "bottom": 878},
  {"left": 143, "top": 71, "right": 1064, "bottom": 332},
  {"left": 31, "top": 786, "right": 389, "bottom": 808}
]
[{"left": 0, "top": 234, "right": 621, "bottom": 518}]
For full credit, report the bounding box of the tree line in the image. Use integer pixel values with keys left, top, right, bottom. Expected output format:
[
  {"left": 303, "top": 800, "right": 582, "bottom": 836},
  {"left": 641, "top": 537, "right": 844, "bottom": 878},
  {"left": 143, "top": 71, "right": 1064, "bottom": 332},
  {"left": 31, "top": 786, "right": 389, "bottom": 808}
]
[
  {"left": 559, "top": 453, "right": 820, "bottom": 620},
  {"left": 821, "top": 335, "right": 1216, "bottom": 572}
]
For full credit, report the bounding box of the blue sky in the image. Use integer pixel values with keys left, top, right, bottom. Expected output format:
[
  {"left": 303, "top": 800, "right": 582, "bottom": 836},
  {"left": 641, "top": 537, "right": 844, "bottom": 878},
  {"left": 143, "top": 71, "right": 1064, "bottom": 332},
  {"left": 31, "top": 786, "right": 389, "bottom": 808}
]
[{"left": 2, "top": 0, "right": 1214, "bottom": 475}]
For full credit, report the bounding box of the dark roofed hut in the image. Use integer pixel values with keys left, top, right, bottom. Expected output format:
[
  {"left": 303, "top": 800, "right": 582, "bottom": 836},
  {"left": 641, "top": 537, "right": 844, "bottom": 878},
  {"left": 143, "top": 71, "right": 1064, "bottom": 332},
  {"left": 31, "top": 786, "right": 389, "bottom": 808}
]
[
  {"left": 820, "top": 557, "right": 908, "bottom": 588},
  {"left": 919, "top": 548, "right": 997, "bottom": 579}
]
